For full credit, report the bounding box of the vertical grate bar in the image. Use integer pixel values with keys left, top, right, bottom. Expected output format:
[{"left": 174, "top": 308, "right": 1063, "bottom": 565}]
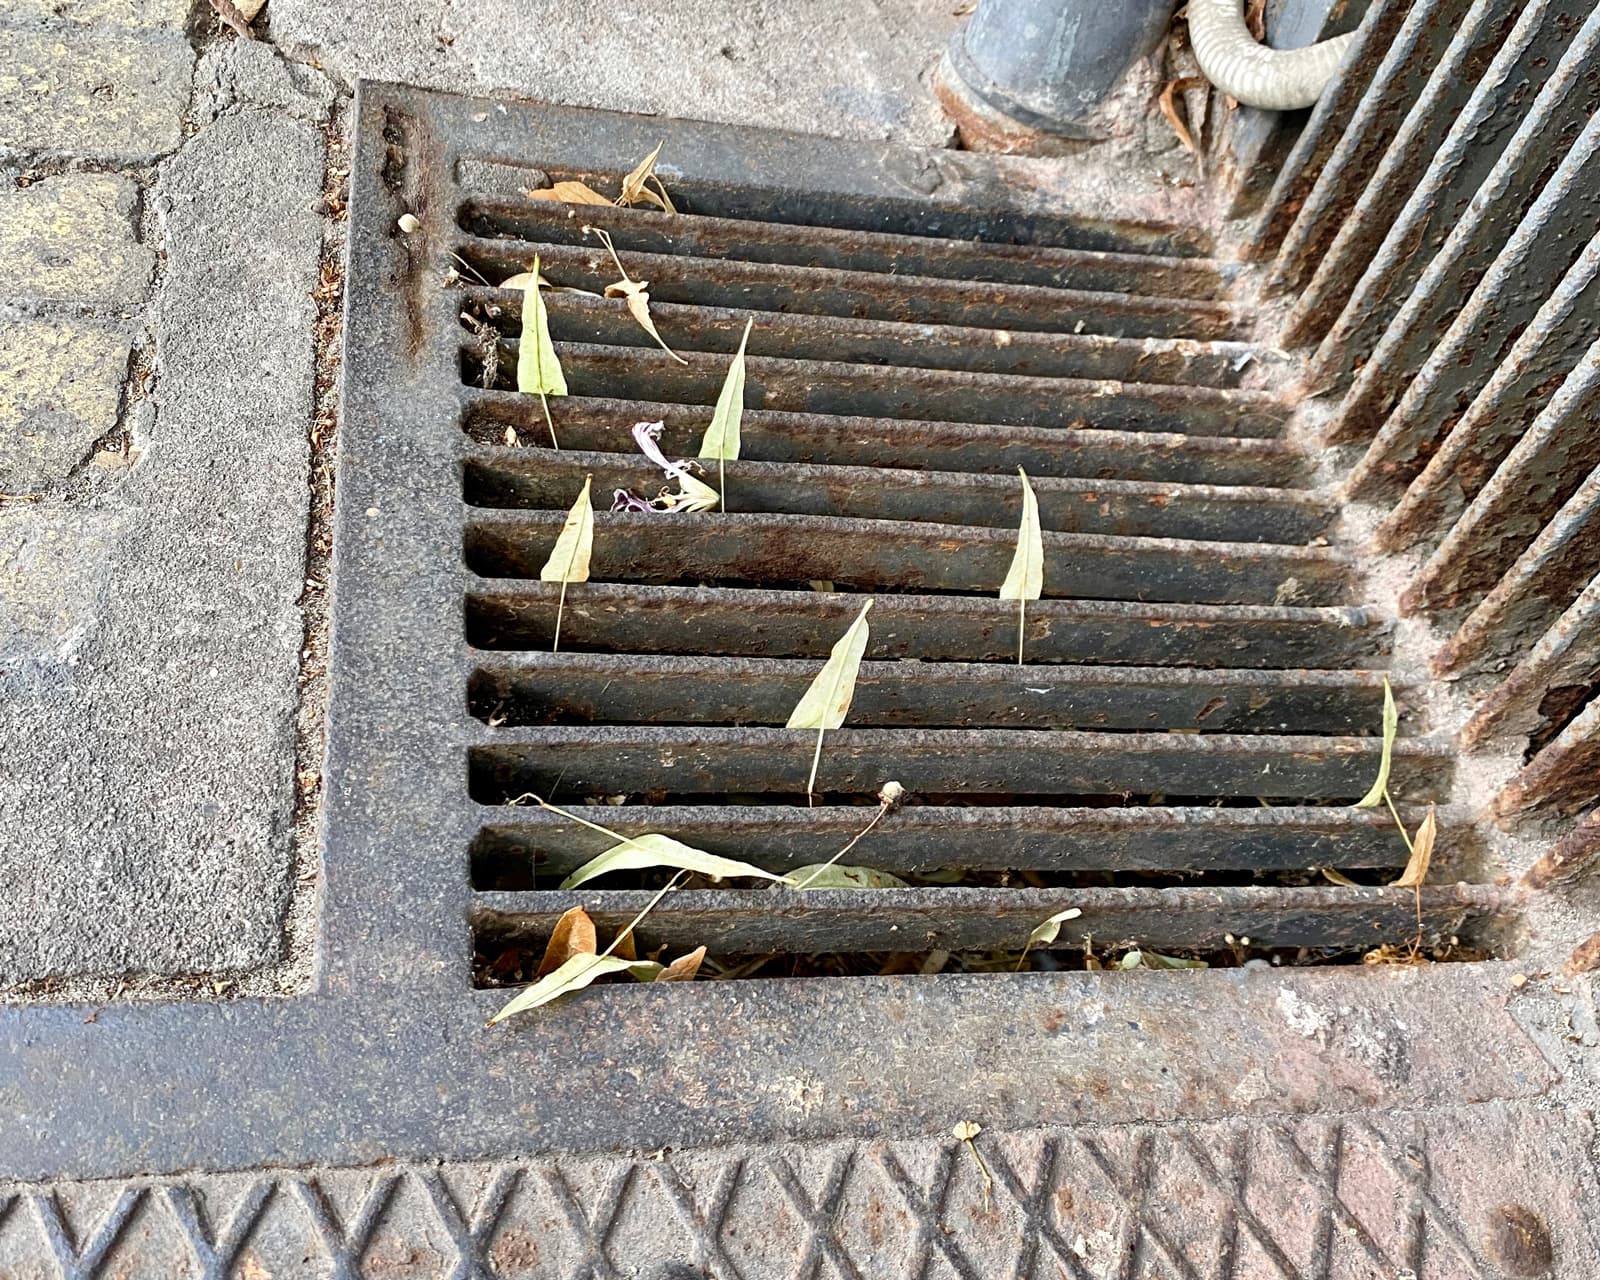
[
  {"left": 1328, "top": 75, "right": 1600, "bottom": 450},
  {"left": 1461, "top": 576, "right": 1600, "bottom": 744},
  {"left": 1258, "top": 0, "right": 1481, "bottom": 292},
  {"left": 1374, "top": 231, "right": 1600, "bottom": 549},
  {"left": 1402, "top": 347, "right": 1600, "bottom": 614},
  {"left": 1276, "top": 0, "right": 1535, "bottom": 350},
  {"left": 1430, "top": 460, "right": 1600, "bottom": 676},
  {"left": 1494, "top": 692, "right": 1600, "bottom": 818},
  {"left": 1297, "top": 0, "right": 1597, "bottom": 384},
  {"left": 1341, "top": 114, "right": 1600, "bottom": 492},
  {"left": 1244, "top": 0, "right": 1421, "bottom": 266}
]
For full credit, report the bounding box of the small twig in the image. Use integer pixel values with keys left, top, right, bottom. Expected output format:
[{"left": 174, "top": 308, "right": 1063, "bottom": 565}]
[
  {"left": 209, "top": 0, "right": 257, "bottom": 39},
  {"left": 790, "top": 784, "right": 902, "bottom": 890}
]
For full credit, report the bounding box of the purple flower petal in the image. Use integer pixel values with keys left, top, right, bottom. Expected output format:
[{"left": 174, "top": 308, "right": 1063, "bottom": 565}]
[{"left": 611, "top": 488, "right": 655, "bottom": 513}]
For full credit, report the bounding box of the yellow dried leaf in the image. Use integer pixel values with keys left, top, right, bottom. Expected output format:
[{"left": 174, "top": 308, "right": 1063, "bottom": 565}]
[
  {"left": 656, "top": 946, "right": 707, "bottom": 983},
  {"left": 787, "top": 600, "right": 872, "bottom": 732},
  {"left": 529, "top": 180, "right": 611, "bottom": 206},
  {"left": 604, "top": 277, "right": 687, "bottom": 364},
  {"left": 539, "top": 477, "right": 593, "bottom": 585},
  {"left": 488, "top": 952, "right": 662, "bottom": 1023},
  {"left": 619, "top": 142, "right": 675, "bottom": 211},
  {"left": 1319, "top": 866, "right": 1359, "bottom": 887},
  {"left": 999, "top": 468, "right": 1043, "bottom": 664},
  {"left": 698, "top": 318, "right": 752, "bottom": 511},
  {"left": 788, "top": 600, "right": 873, "bottom": 803},
  {"left": 1027, "top": 907, "right": 1082, "bottom": 949},
  {"left": 559, "top": 833, "right": 791, "bottom": 889},
  {"left": 538, "top": 476, "right": 593, "bottom": 651},
  {"left": 1392, "top": 804, "right": 1436, "bottom": 888},
  {"left": 1355, "top": 678, "right": 1398, "bottom": 809},
  {"left": 536, "top": 906, "right": 597, "bottom": 978},
  {"left": 952, "top": 1121, "right": 981, "bottom": 1141}
]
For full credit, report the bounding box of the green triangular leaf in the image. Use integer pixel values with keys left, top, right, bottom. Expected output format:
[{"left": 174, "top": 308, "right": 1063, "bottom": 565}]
[
  {"left": 785, "top": 600, "right": 872, "bottom": 731},
  {"left": 560, "top": 833, "right": 792, "bottom": 889},
  {"left": 488, "top": 952, "right": 662, "bottom": 1023},
  {"left": 1354, "top": 678, "right": 1398, "bottom": 809},
  {"left": 517, "top": 255, "right": 568, "bottom": 397},
  {"left": 698, "top": 319, "right": 751, "bottom": 463}
]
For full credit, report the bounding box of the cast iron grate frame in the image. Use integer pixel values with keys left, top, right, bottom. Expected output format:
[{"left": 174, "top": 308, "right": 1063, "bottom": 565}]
[
  {"left": 445, "top": 116, "right": 1498, "bottom": 977},
  {"left": 0, "top": 84, "right": 1529, "bottom": 1190}
]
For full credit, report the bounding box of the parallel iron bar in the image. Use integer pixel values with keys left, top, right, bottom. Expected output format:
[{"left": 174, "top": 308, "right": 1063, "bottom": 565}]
[
  {"left": 468, "top": 652, "right": 1395, "bottom": 733},
  {"left": 1303, "top": 0, "right": 1597, "bottom": 384},
  {"left": 1461, "top": 576, "right": 1600, "bottom": 746},
  {"left": 1403, "top": 352, "right": 1600, "bottom": 614},
  {"left": 1276, "top": 0, "right": 1526, "bottom": 348},
  {"left": 465, "top": 448, "right": 1335, "bottom": 545},
  {"left": 521, "top": 165, "right": 1215, "bottom": 256},
  {"left": 466, "top": 583, "right": 1393, "bottom": 669},
  {"left": 467, "top": 286, "right": 1277, "bottom": 389},
  {"left": 457, "top": 195, "right": 1233, "bottom": 298},
  {"left": 1337, "top": 107, "right": 1600, "bottom": 468},
  {"left": 1429, "top": 461, "right": 1600, "bottom": 676},
  {"left": 467, "top": 342, "right": 1293, "bottom": 439},
  {"left": 469, "top": 725, "right": 1455, "bottom": 802},
  {"left": 464, "top": 509, "right": 1353, "bottom": 606},
  {"left": 1375, "top": 239, "right": 1600, "bottom": 549},
  {"left": 471, "top": 803, "right": 1441, "bottom": 879},
  {"left": 1258, "top": 0, "right": 1481, "bottom": 290},
  {"left": 1494, "top": 693, "right": 1600, "bottom": 818},
  {"left": 464, "top": 391, "right": 1310, "bottom": 488},
  {"left": 472, "top": 883, "right": 1499, "bottom": 956},
  {"left": 459, "top": 235, "right": 1246, "bottom": 341}
]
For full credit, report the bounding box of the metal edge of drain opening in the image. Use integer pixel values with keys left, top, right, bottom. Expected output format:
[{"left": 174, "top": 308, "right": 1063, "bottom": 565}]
[{"left": 0, "top": 82, "right": 1549, "bottom": 1189}]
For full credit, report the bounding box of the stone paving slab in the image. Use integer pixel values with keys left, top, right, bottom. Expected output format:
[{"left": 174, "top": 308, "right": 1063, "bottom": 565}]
[
  {"left": 0, "top": 28, "right": 192, "bottom": 163},
  {"left": 0, "top": 88, "right": 327, "bottom": 983},
  {"left": 0, "top": 318, "right": 131, "bottom": 493},
  {"left": 270, "top": 0, "right": 963, "bottom": 147},
  {"left": 0, "top": 0, "right": 190, "bottom": 26},
  {"left": 0, "top": 173, "right": 153, "bottom": 305},
  {"left": 0, "top": 1103, "right": 1591, "bottom": 1277}
]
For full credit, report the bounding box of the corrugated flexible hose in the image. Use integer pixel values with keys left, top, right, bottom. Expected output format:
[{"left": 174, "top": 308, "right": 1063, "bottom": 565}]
[{"left": 1186, "top": 0, "right": 1356, "bottom": 110}]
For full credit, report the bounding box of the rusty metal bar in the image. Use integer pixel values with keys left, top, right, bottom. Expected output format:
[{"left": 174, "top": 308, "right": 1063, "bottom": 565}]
[
  {"left": 1257, "top": 0, "right": 1479, "bottom": 287},
  {"left": 1243, "top": 0, "right": 1417, "bottom": 263},
  {"left": 472, "top": 884, "right": 1500, "bottom": 957},
  {"left": 1523, "top": 810, "right": 1600, "bottom": 888},
  {"left": 1301, "top": 0, "right": 1597, "bottom": 387},
  {"left": 1494, "top": 693, "right": 1600, "bottom": 818},
  {"left": 1430, "top": 462, "right": 1600, "bottom": 676},
  {"left": 464, "top": 392, "right": 1309, "bottom": 488},
  {"left": 1375, "top": 238, "right": 1600, "bottom": 549},
  {"left": 469, "top": 343, "right": 1292, "bottom": 438},
  {"left": 459, "top": 235, "right": 1247, "bottom": 341},
  {"left": 466, "top": 583, "right": 1392, "bottom": 669},
  {"left": 468, "top": 652, "right": 1394, "bottom": 734},
  {"left": 468, "top": 725, "right": 1455, "bottom": 802},
  {"left": 527, "top": 165, "right": 1215, "bottom": 256},
  {"left": 469, "top": 287, "right": 1275, "bottom": 389},
  {"left": 457, "top": 195, "right": 1233, "bottom": 298},
  {"left": 1461, "top": 576, "right": 1600, "bottom": 745},
  {"left": 1277, "top": 0, "right": 1527, "bottom": 349},
  {"left": 464, "top": 509, "right": 1353, "bottom": 605},
  {"left": 1336, "top": 107, "right": 1600, "bottom": 465},
  {"left": 471, "top": 803, "right": 1444, "bottom": 880},
  {"left": 466, "top": 449, "right": 1334, "bottom": 545},
  {"left": 1403, "top": 349, "right": 1600, "bottom": 614}
]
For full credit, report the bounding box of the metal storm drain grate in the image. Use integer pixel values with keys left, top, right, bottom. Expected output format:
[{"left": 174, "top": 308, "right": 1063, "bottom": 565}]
[{"left": 424, "top": 105, "right": 1506, "bottom": 993}]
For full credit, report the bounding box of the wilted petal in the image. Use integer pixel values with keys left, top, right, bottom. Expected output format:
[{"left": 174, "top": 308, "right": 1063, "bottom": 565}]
[{"left": 611, "top": 488, "right": 656, "bottom": 513}]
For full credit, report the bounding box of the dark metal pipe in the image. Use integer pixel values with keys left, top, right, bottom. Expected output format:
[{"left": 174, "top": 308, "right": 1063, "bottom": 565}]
[{"left": 938, "top": 0, "right": 1178, "bottom": 143}]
